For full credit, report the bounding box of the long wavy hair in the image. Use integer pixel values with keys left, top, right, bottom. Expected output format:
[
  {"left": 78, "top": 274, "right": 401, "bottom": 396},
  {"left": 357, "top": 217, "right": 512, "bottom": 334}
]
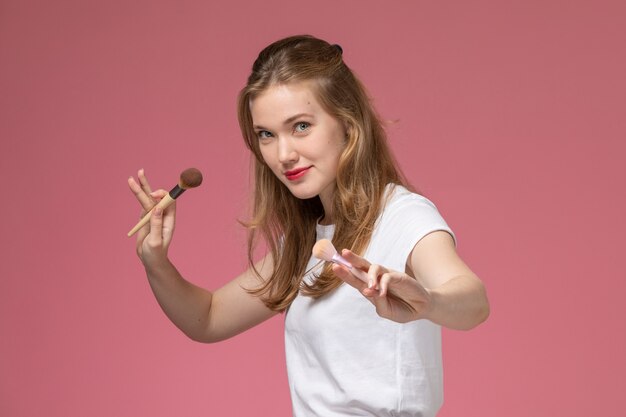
[{"left": 237, "top": 35, "right": 411, "bottom": 311}]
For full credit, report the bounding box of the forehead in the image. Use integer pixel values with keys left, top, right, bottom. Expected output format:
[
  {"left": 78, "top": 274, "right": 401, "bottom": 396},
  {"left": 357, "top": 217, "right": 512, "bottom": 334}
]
[{"left": 250, "top": 82, "right": 323, "bottom": 125}]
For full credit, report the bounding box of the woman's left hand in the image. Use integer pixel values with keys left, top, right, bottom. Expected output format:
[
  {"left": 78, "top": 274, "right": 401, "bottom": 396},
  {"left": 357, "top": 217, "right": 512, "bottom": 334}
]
[{"left": 332, "top": 250, "right": 432, "bottom": 323}]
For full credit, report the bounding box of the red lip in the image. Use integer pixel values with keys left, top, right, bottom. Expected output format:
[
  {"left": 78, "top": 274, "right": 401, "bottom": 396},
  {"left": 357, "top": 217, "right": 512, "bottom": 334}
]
[{"left": 284, "top": 166, "right": 311, "bottom": 180}]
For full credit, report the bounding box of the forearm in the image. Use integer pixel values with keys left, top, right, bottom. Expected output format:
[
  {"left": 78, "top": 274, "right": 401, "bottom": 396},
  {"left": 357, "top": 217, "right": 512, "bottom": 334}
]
[
  {"left": 425, "top": 275, "right": 490, "bottom": 330},
  {"left": 144, "top": 258, "right": 214, "bottom": 342}
]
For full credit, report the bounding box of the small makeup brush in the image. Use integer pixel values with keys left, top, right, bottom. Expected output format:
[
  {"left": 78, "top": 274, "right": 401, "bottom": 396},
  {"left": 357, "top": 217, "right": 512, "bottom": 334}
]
[
  {"left": 127, "top": 168, "right": 203, "bottom": 237},
  {"left": 312, "top": 239, "right": 371, "bottom": 285}
]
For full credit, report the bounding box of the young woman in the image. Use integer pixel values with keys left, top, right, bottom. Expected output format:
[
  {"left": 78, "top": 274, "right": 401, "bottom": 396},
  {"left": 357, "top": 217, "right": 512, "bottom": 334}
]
[{"left": 129, "top": 35, "right": 489, "bottom": 417}]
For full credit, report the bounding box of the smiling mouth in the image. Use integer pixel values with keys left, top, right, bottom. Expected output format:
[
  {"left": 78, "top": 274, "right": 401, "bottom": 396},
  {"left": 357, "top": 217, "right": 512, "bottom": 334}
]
[{"left": 284, "top": 166, "right": 311, "bottom": 180}]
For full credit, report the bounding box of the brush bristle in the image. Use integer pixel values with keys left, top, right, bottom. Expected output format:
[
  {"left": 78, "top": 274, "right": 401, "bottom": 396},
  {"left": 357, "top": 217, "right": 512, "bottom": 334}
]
[
  {"left": 312, "top": 239, "right": 337, "bottom": 262},
  {"left": 179, "top": 168, "right": 203, "bottom": 189}
]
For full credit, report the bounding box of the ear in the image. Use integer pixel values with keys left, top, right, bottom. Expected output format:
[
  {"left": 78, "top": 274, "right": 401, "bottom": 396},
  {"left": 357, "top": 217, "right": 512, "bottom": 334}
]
[{"left": 343, "top": 121, "right": 353, "bottom": 140}]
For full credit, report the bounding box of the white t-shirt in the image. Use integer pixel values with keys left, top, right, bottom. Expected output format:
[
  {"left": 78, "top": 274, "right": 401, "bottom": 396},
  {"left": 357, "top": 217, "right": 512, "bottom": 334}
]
[{"left": 285, "top": 185, "right": 454, "bottom": 416}]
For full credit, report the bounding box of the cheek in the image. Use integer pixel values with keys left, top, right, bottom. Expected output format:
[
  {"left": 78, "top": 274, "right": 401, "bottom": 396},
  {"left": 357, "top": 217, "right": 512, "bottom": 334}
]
[
  {"left": 330, "top": 136, "right": 346, "bottom": 166},
  {"left": 259, "top": 146, "right": 273, "bottom": 165},
  {"left": 259, "top": 147, "right": 284, "bottom": 177}
]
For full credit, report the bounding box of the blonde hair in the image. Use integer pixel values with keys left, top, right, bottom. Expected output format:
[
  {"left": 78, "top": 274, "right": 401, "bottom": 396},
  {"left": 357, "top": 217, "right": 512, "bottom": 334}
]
[{"left": 237, "top": 35, "right": 410, "bottom": 311}]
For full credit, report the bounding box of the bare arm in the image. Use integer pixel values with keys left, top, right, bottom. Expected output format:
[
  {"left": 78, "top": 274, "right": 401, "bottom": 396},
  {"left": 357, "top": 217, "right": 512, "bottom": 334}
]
[
  {"left": 143, "top": 245, "right": 277, "bottom": 343},
  {"left": 129, "top": 170, "right": 277, "bottom": 343},
  {"left": 333, "top": 231, "right": 489, "bottom": 330},
  {"left": 406, "top": 231, "right": 489, "bottom": 330}
]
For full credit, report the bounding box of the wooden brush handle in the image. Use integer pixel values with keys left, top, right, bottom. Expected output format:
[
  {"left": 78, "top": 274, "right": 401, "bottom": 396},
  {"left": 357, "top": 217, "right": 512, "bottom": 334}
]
[{"left": 127, "top": 193, "right": 175, "bottom": 237}]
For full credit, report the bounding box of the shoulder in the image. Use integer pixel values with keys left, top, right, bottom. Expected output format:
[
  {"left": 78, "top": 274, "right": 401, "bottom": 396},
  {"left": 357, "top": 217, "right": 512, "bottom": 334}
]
[
  {"left": 364, "top": 184, "right": 455, "bottom": 269},
  {"left": 381, "top": 184, "right": 445, "bottom": 224}
]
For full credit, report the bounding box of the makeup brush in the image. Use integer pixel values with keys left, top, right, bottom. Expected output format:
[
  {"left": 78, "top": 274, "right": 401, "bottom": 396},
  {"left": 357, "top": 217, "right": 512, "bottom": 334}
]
[
  {"left": 312, "top": 239, "right": 371, "bottom": 285},
  {"left": 127, "top": 168, "right": 203, "bottom": 237}
]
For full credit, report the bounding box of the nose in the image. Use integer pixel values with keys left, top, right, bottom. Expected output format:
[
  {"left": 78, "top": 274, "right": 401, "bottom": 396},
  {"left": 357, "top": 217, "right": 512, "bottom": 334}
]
[{"left": 277, "top": 136, "right": 298, "bottom": 164}]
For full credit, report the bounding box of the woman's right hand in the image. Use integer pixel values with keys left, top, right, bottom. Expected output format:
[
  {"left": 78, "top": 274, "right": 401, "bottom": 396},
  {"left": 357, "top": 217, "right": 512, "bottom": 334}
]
[
  {"left": 127, "top": 169, "right": 278, "bottom": 343},
  {"left": 128, "top": 169, "right": 176, "bottom": 267}
]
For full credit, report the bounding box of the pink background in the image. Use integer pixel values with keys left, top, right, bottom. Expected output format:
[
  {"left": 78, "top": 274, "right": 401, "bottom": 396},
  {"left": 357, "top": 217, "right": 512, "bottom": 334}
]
[{"left": 1, "top": 0, "right": 624, "bottom": 416}]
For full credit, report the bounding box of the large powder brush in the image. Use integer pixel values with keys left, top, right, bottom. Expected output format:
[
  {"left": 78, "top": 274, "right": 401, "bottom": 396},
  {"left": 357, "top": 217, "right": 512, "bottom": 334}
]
[
  {"left": 312, "top": 239, "right": 370, "bottom": 284},
  {"left": 127, "top": 168, "right": 203, "bottom": 237}
]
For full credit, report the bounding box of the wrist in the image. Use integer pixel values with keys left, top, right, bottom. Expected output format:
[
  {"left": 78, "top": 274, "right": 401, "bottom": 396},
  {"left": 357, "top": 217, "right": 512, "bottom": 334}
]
[
  {"left": 143, "top": 255, "right": 175, "bottom": 278},
  {"left": 421, "top": 287, "right": 441, "bottom": 323}
]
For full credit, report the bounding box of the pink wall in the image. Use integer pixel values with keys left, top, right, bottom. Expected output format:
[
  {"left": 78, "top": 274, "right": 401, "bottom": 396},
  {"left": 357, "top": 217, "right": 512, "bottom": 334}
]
[{"left": 1, "top": 0, "right": 624, "bottom": 416}]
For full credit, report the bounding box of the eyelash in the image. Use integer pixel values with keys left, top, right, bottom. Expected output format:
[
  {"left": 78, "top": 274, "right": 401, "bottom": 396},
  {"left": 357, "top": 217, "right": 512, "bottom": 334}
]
[
  {"left": 256, "top": 122, "right": 311, "bottom": 140},
  {"left": 294, "top": 122, "right": 310, "bottom": 133}
]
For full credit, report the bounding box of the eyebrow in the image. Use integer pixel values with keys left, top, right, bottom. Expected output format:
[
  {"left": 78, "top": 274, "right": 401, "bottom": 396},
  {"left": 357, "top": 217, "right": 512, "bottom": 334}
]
[{"left": 253, "top": 113, "right": 314, "bottom": 130}]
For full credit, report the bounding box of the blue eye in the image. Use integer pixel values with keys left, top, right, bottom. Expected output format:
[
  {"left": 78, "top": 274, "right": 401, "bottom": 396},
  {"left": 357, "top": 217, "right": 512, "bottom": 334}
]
[
  {"left": 257, "top": 130, "right": 273, "bottom": 139},
  {"left": 294, "top": 122, "right": 310, "bottom": 133}
]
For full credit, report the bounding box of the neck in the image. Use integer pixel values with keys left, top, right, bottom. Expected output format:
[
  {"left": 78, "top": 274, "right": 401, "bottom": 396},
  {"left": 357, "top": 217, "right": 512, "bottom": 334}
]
[
  {"left": 318, "top": 214, "right": 333, "bottom": 226},
  {"left": 318, "top": 190, "right": 334, "bottom": 225},
  {"left": 319, "top": 187, "right": 335, "bottom": 225}
]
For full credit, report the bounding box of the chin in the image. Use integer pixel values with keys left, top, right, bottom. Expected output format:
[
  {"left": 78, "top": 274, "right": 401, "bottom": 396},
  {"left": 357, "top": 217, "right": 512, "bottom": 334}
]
[
  {"left": 288, "top": 189, "right": 320, "bottom": 201},
  {"left": 283, "top": 183, "right": 320, "bottom": 200}
]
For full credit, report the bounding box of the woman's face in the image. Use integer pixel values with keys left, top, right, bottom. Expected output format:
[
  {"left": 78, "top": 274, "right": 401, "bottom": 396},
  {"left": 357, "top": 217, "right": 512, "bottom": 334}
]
[{"left": 250, "top": 82, "right": 346, "bottom": 212}]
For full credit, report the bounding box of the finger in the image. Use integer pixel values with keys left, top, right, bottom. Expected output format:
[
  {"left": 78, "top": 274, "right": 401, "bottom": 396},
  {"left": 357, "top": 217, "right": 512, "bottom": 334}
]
[
  {"left": 332, "top": 263, "right": 367, "bottom": 292},
  {"left": 369, "top": 286, "right": 417, "bottom": 320},
  {"left": 135, "top": 221, "right": 149, "bottom": 256},
  {"left": 147, "top": 206, "right": 164, "bottom": 249},
  {"left": 161, "top": 200, "right": 176, "bottom": 246},
  {"left": 379, "top": 272, "right": 402, "bottom": 297},
  {"left": 362, "top": 286, "right": 380, "bottom": 298},
  {"left": 138, "top": 169, "right": 153, "bottom": 195},
  {"left": 128, "top": 176, "right": 156, "bottom": 212},
  {"left": 371, "top": 291, "right": 392, "bottom": 316},
  {"left": 367, "top": 264, "right": 387, "bottom": 291},
  {"left": 340, "top": 249, "right": 372, "bottom": 271},
  {"left": 150, "top": 189, "right": 169, "bottom": 202}
]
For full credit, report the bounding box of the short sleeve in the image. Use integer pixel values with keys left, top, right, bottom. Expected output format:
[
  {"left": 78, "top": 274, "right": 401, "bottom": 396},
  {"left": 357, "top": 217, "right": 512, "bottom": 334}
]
[{"left": 363, "top": 185, "right": 454, "bottom": 272}]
